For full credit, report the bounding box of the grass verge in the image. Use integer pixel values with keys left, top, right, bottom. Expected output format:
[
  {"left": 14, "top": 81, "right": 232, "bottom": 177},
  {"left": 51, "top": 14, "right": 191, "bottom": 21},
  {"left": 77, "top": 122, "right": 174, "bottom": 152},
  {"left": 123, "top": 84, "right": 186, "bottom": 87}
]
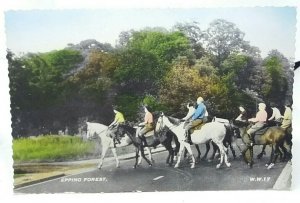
[{"left": 13, "top": 135, "right": 96, "bottom": 162}]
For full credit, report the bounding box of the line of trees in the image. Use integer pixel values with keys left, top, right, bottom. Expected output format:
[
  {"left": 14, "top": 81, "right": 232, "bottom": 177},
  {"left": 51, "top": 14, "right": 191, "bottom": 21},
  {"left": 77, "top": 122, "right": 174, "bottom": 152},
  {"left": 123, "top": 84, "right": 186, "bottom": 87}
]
[{"left": 8, "top": 19, "right": 294, "bottom": 138}]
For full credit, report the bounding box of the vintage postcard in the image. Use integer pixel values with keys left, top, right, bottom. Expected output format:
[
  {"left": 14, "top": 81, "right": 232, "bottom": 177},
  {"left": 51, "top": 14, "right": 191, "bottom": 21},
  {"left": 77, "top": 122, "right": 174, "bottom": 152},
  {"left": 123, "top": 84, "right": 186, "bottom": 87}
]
[{"left": 4, "top": 6, "right": 296, "bottom": 194}]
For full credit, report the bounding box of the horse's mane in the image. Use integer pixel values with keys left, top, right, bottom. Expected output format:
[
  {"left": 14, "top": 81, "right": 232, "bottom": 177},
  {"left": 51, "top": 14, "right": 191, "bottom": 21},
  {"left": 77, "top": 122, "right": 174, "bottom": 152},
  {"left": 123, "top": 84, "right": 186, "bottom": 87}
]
[
  {"left": 167, "top": 116, "right": 182, "bottom": 126},
  {"left": 119, "top": 124, "right": 136, "bottom": 135}
]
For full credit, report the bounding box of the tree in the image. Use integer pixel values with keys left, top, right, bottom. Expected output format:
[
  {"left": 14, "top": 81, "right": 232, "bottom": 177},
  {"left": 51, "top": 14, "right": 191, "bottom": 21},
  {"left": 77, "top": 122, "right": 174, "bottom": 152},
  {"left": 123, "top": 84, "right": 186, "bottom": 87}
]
[
  {"left": 261, "top": 55, "right": 288, "bottom": 106},
  {"left": 266, "top": 50, "right": 294, "bottom": 105},
  {"left": 66, "top": 50, "right": 117, "bottom": 101},
  {"left": 8, "top": 49, "right": 84, "bottom": 137},
  {"left": 113, "top": 48, "right": 162, "bottom": 95},
  {"left": 221, "top": 54, "right": 261, "bottom": 90},
  {"left": 173, "top": 22, "right": 206, "bottom": 59},
  {"left": 158, "top": 58, "right": 232, "bottom": 117},
  {"left": 204, "top": 19, "right": 246, "bottom": 67},
  {"left": 193, "top": 56, "right": 216, "bottom": 77},
  {"left": 127, "top": 30, "right": 193, "bottom": 64}
]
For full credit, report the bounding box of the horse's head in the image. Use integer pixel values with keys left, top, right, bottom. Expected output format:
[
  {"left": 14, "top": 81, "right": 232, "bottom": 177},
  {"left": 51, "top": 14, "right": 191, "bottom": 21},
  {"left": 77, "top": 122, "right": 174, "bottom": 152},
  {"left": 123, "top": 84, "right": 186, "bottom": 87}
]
[
  {"left": 86, "top": 122, "right": 95, "bottom": 140},
  {"left": 156, "top": 113, "right": 164, "bottom": 132},
  {"left": 228, "top": 120, "right": 241, "bottom": 138}
]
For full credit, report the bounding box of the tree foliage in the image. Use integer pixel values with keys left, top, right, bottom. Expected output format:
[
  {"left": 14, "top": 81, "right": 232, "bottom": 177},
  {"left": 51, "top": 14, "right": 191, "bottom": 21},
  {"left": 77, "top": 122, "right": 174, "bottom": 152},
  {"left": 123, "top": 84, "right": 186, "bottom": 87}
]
[{"left": 8, "top": 20, "right": 294, "bottom": 137}]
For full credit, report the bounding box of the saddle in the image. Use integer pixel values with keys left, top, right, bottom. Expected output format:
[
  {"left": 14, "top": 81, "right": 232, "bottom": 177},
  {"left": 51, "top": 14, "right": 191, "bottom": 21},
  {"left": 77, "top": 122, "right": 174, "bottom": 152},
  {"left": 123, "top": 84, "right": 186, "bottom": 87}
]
[
  {"left": 190, "top": 123, "right": 206, "bottom": 134},
  {"left": 144, "top": 130, "right": 155, "bottom": 138},
  {"left": 253, "top": 127, "right": 270, "bottom": 137}
]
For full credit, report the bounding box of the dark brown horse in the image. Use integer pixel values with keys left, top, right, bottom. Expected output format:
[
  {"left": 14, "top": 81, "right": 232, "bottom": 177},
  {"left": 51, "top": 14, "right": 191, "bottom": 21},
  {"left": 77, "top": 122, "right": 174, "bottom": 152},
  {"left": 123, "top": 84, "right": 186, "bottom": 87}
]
[
  {"left": 234, "top": 121, "right": 291, "bottom": 169},
  {"left": 118, "top": 124, "right": 180, "bottom": 168}
]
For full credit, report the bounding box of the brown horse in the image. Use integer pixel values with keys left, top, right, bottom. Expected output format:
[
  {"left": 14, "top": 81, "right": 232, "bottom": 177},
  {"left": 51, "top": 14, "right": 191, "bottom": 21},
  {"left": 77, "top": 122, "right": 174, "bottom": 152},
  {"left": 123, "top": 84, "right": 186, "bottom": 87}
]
[{"left": 234, "top": 121, "right": 291, "bottom": 169}]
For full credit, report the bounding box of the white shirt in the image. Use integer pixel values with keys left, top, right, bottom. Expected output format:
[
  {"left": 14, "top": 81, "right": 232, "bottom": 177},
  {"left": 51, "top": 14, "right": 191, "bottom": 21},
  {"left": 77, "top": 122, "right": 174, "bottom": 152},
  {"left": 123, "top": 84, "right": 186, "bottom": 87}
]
[
  {"left": 268, "top": 107, "right": 282, "bottom": 121},
  {"left": 182, "top": 106, "right": 195, "bottom": 120}
]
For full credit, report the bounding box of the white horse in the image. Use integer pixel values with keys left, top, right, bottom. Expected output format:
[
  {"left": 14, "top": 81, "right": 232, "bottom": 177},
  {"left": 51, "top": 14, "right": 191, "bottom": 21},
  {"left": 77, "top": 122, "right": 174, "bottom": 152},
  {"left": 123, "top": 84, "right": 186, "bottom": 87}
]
[
  {"left": 86, "top": 122, "right": 153, "bottom": 169},
  {"left": 156, "top": 114, "right": 231, "bottom": 169}
]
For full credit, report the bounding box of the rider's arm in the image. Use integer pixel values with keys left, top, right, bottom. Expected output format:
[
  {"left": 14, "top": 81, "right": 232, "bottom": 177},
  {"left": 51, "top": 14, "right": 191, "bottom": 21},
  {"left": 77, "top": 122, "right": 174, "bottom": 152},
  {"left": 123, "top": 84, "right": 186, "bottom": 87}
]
[
  {"left": 182, "top": 107, "right": 195, "bottom": 120},
  {"left": 235, "top": 114, "right": 242, "bottom": 121},
  {"left": 109, "top": 120, "right": 117, "bottom": 127},
  {"left": 268, "top": 111, "right": 275, "bottom": 121}
]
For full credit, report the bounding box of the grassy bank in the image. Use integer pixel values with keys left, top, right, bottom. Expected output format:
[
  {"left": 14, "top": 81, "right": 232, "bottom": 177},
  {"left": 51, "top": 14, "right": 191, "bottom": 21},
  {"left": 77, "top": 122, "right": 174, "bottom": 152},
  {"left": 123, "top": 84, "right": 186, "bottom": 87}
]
[{"left": 13, "top": 135, "right": 96, "bottom": 162}]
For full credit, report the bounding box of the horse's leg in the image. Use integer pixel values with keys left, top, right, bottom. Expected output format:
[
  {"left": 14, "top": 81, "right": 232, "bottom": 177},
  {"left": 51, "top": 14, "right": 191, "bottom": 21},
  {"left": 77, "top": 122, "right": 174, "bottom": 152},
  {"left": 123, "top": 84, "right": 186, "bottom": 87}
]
[
  {"left": 229, "top": 143, "right": 236, "bottom": 159},
  {"left": 257, "top": 145, "right": 267, "bottom": 159},
  {"left": 174, "top": 143, "right": 185, "bottom": 168},
  {"left": 184, "top": 143, "right": 196, "bottom": 168},
  {"left": 209, "top": 142, "right": 219, "bottom": 161},
  {"left": 164, "top": 142, "right": 174, "bottom": 166},
  {"left": 183, "top": 148, "right": 188, "bottom": 159},
  {"left": 242, "top": 147, "right": 250, "bottom": 165},
  {"left": 146, "top": 147, "right": 154, "bottom": 163},
  {"left": 202, "top": 142, "right": 210, "bottom": 161},
  {"left": 111, "top": 147, "right": 120, "bottom": 168},
  {"left": 140, "top": 146, "right": 152, "bottom": 166},
  {"left": 138, "top": 150, "right": 142, "bottom": 165},
  {"left": 134, "top": 147, "right": 140, "bottom": 168},
  {"left": 173, "top": 135, "right": 180, "bottom": 162},
  {"left": 268, "top": 144, "right": 279, "bottom": 170},
  {"left": 249, "top": 146, "right": 254, "bottom": 168},
  {"left": 215, "top": 142, "right": 231, "bottom": 169},
  {"left": 98, "top": 145, "right": 109, "bottom": 169},
  {"left": 195, "top": 144, "right": 201, "bottom": 161}
]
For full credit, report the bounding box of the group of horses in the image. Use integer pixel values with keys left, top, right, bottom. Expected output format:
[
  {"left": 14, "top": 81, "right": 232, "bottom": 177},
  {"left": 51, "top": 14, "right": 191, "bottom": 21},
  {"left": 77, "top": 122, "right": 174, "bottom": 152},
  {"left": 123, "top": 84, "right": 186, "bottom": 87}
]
[{"left": 86, "top": 113, "right": 292, "bottom": 170}]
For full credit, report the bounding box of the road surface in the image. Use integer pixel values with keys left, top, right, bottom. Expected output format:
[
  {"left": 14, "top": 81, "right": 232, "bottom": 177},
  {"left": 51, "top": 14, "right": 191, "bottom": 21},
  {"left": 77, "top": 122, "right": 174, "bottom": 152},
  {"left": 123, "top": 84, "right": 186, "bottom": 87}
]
[{"left": 15, "top": 143, "right": 289, "bottom": 193}]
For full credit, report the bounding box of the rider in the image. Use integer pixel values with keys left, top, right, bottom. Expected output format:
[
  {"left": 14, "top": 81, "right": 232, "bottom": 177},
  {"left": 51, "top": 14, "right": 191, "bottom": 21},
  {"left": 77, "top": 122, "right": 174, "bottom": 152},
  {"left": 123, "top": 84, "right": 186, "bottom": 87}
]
[
  {"left": 281, "top": 104, "right": 292, "bottom": 130},
  {"left": 137, "top": 105, "right": 154, "bottom": 146},
  {"left": 247, "top": 103, "right": 268, "bottom": 146},
  {"left": 184, "top": 97, "right": 207, "bottom": 144},
  {"left": 235, "top": 106, "right": 248, "bottom": 122},
  {"left": 107, "top": 107, "right": 125, "bottom": 146},
  {"left": 268, "top": 105, "right": 283, "bottom": 126}
]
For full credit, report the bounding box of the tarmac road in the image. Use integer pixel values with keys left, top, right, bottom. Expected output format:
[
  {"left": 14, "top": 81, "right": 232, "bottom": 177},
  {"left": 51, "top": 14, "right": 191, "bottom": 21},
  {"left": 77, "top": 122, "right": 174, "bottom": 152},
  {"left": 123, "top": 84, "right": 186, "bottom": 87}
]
[{"left": 15, "top": 143, "right": 289, "bottom": 193}]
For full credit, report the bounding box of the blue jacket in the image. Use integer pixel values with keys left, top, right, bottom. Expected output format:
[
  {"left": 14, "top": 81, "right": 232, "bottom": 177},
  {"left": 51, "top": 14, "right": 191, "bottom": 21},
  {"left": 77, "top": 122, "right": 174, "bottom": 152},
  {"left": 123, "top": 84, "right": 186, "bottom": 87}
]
[{"left": 192, "top": 103, "right": 206, "bottom": 120}]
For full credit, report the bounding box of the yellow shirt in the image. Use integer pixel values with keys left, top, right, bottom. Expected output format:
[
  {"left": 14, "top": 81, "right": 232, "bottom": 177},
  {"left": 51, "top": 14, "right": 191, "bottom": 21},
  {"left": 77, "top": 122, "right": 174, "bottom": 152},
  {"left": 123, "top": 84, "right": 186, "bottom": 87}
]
[{"left": 115, "top": 112, "right": 125, "bottom": 123}]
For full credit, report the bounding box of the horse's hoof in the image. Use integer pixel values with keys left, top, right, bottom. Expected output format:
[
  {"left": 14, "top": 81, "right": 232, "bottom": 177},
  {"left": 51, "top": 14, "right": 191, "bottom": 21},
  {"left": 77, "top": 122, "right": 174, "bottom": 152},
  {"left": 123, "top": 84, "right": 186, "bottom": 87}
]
[
  {"left": 149, "top": 164, "right": 152, "bottom": 167},
  {"left": 207, "top": 159, "right": 212, "bottom": 163},
  {"left": 174, "top": 164, "right": 179, "bottom": 168},
  {"left": 267, "top": 163, "right": 274, "bottom": 170},
  {"left": 191, "top": 164, "right": 195, "bottom": 169},
  {"left": 216, "top": 164, "right": 221, "bottom": 169},
  {"left": 265, "top": 163, "right": 269, "bottom": 167},
  {"left": 133, "top": 165, "right": 137, "bottom": 169},
  {"left": 226, "top": 163, "right": 231, "bottom": 168}
]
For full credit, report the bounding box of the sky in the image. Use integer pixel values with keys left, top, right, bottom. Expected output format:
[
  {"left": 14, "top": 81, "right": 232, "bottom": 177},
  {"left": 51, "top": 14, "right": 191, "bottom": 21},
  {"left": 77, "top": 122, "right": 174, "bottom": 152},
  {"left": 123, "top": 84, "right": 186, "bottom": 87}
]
[{"left": 5, "top": 7, "right": 296, "bottom": 59}]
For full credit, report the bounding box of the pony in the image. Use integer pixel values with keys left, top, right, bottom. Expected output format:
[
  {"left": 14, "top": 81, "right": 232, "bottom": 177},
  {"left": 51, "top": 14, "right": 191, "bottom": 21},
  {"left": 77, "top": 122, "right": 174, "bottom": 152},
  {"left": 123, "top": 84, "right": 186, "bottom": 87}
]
[
  {"left": 86, "top": 122, "right": 153, "bottom": 169},
  {"left": 156, "top": 113, "right": 231, "bottom": 169},
  {"left": 117, "top": 124, "right": 180, "bottom": 168},
  {"left": 233, "top": 121, "right": 292, "bottom": 169}
]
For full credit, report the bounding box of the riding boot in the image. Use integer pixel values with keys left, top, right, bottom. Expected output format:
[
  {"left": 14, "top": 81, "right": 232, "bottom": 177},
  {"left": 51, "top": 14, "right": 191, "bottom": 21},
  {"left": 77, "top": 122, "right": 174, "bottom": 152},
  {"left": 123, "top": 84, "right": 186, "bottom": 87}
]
[
  {"left": 113, "top": 138, "right": 117, "bottom": 147},
  {"left": 184, "top": 130, "right": 192, "bottom": 144},
  {"left": 142, "top": 136, "right": 148, "bottom": 146},
  {"left": 249, "top": 133, "right": 254, "bottom": 146},
  {"left": 116, "top": 135, "right": 121, "bottom": 144}
]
